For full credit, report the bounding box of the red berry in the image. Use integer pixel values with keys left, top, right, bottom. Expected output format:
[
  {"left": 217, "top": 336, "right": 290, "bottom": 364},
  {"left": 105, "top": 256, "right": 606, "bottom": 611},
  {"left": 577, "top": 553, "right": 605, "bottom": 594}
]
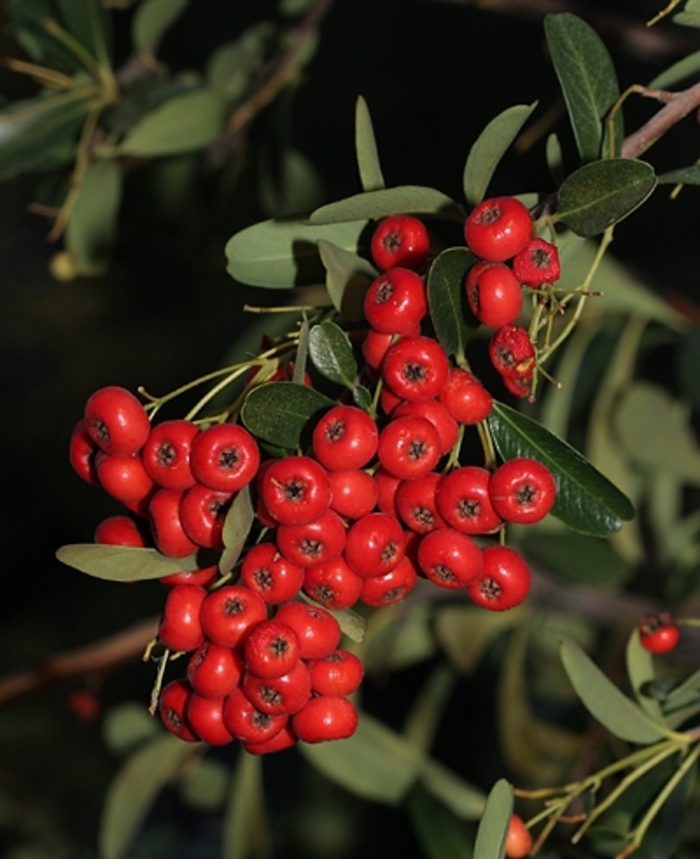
[
  {"left": 275, "top": 602, "right": 341, "bottom": 660},
  {"left": 244, "top": 620, "right": 301, "bottom": 679},
  {"left": 344, "top": 511, "right": 406, "bottom": 578},
  {"left": 363, "top": 268, "right": 427, "bottom": 334},
  {"left": 149, "top": 489, "right": 199, "bottom": 558},
  {"left": 94, "top": 515, "right": 148, "bottom": 547},
  {"left": 159, "top": 679, "right": 199, "bottom": 742},
  {"left": 275, "top": 509, "right": 346, "bottom": 568},
  {"left": 328, "top": 469, "right": 378, "bottom": 520},
  {"left": 160, "top": 564, "right": 219, "bottom": 589},
  {"left": 259, "top": 456, "right": 331, "bottom": 526},
  {"left": 639, "top": 613, "right": 681, "bottom": 655},
  {"left": 393, "top": 398, "right": 459, "bottom": 456},
  {"left": 417, "top": 527, "right": 482, "bottom": 588},
  {"left": 223, "top": 687, "right": 289, "bottom": 744},
  {"left": 242, "top": 721, "right": 298, "bottom": 755},
  {"left": 466, "top": 262, "right": 523, "bottom": 327},
  {"left": 359, "top": 554, "right": 418, "bottom": 607},
  {"left": 190, "top": 423, "right": 260, "bottom": 492},
  {"left": 292, "top": 696, "right": 358, "bottom": 743},
  {"left": 505, "top": 814, "right": 533, "bottom": 859},
  {"left": 187, "top": 693, "right": 235, "bottom": 746},
  {"left": 96, "top": 453, "right": 155, "bottom": 504},
  {"left": 377, "top": 415, "right": 442, "bottom": 480},
  {"left": 179, "top": 484, "right": 233, "bottom": 549},
  {"left": 438, "top": 368, "right": 493, "bottom": 425},
  {"left": 312, "top": 405, "right": 378, "bottom": 471},
  {"left": 489, "top": 325, "right": 536, "bottom": 379},
  {"left": 436, "top": 466, "right": 502, "bottom": 535},
  {"left": 242, "top": 660, "right": 311, "bottom": 716},
  {"left": 158, "top": 584, "right": 207, "bottom": 652},
  {"left": 396, "top": 471, "right": 446, "bottom": 534},
  {"left": 200, "top": 585, "right": 268, "bottom": 648},
  {"left": 467, "top": 546, "right": 531, "bottom": 611},
  {"left": 362, "top": 327, "right": 419, "bottom": 372},
  {"left": 489, "top": 457, "right": 557, "bottom": 524},
  {"left": 303, "top": 556, "right": 364, "bottom": 610},
  {"left": 374, "top": 467, "right": 402, "bottom": 519},
  {"left": 512, "top": 238, "right": 560, "bottom": 286},
  {"left": 84, "top": 386, "right": 151, "bottom": 457},
  {"left": 240, "top": 543, "right": 304, "bottom": 605},
  {"left": 370, "top": 215, "right": 430, "bottom": 271},
  {"left": 307, "top": 650, "right": 364, "bottom": 697},
  {"left": 464, "top": 196, "right": 532, "bottom": 262},
  {"left": 382, "top": 335, "right": 449, "bottom": 402},
  {"left": 187, "top": 642, "right": 243, "bottom": 699},
  {"left": 141, "top": 419, "right": 199, "bottom": 490},
  {"left": 69, "top": 419, "right": 100, "bottom": 485}
]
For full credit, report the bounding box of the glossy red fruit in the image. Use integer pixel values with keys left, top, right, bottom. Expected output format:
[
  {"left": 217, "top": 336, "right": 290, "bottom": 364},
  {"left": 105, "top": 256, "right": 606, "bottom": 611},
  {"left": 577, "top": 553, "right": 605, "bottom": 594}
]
[
  {"left": 190, "top": 424, "right": 259, "bottom": 492},
  {"left": 359, "top": 554, "right": 418, "bottom": 607},
  {"left": 393, "top": 399, "right": 459, "bottom": 457},
  {"left": 396, "top": 471, "right": 446, "bottom": 534},
  {"left": 505, "top": 814, "right": 533, "bottom": 859},
  {"left": 489, "top": 325, "right": 536, "bottom": 379},
  {"left": 96, "top": 453, "right": 155, "bottom": 504},
  {"left": 160, "top": 564, "right": 219, "bottom": 589},
  {"left": 438, "top": 368, "right": 493, "bottom": 425},
  {"left": 303, "top": 556, "right": 364, "bottom": 611},
  {"left": 377, "top": 415, "right": 442, "bottom": 480},
  {"left": 312, "top": 405, "right": 378, "bottom": 471},
  {"left": 187, "top": 642, "right": 244, "bottom": 699},
  {"left": 374, "top": 467, "right": 402, "bottom": 519},
  {"left": 467, "top": 546, "right": 531, "bottom": 611},
  {"left": 159, "top": 679, "right": 199, "bottom": 742},
  {"left": 240, "top": 543, "right": 305, "bottom": 605},
  {"left": 242, "top": 660, "right": 311, "bottom": 715},
  {"left": 69, "top": 419, "right": 100, "bottom": 485},
  {"left": 466, "top": 262, "right": 522, "bottom": 327},
  {"left": 275, "top": 602, "right": 341, "bottom": 660},
  {"left": 223, "top": 687, "right": 289, "bottom": 744},
  {"left": 158, "top": 584, "right": 207, "bottom": 652},
  {"left": 361, "top": 327, "right": 420, "bottom": 372},
  {"left": 328, "top": 469, "right": 378, "bottom": 520},
  {"left": 382, "top": 335, "right": 450, "bottom": 402},
  {"left": 464, "top": 196, "right": 532, "bottom": 262},
  {"left": 512, "top": 238, "right": 560, "bottom": 286},
  {"left": 275, "top": 509, "right": 346, "bottom": 568},
  {"left": 489, "top": 457, "right": 557, "bottom": 524},
  {"left": 292, "top": 696, "right": 358, "bottom": 743},
  {"left": 242, "top": 721, "right": 297, "bottom": 755},
  {"left": 344, "top": 511, "right": 406, "bottom": 577},
  {"left": 200, "top": 585, "right": 268, "bottom": 648},
  {"left": 149, "top": 489, "right": 199, "bottom": 558},
  {"left": 141, "top": 419, "right": 199, "bottom": 490},
  {"left": 417, "top": 527, "right": 482, "bottom": 588},
  {"left": 179, "top": 484, "right": 234, "bottom": 549},
  {"left": 371, "top": 215, "right": 430, "bottom": 271},
  {"left": 94, "top": 515, "right": 148, "bottom": 547},
  {"left": 639, "top": 613, "right": 681, "bottom": 655},
  {"left": 363, "top": 268, "right": 428, "bottom": 334},
  {"left": 244, "top": 620, "right": 301, "bottom": 679},
  {"left": 307, "top": 650, "right": 364, "bottom": 697},
  {"left": 187, "top": 693, "right": 235, "bottom": 746},
  {"left": 259, "top": 456, "right": 331, "bottom": 526},
  {"left": 436, "top": 466, "right": 502, "bottom": 535},
  {"left": 84, "top": 386, "right": 151, "bottom": 456}
]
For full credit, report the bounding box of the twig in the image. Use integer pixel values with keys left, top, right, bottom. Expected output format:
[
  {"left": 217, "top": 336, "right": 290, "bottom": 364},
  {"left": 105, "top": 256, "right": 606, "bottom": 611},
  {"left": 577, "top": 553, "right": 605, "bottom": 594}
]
[{"left": 621, "top": 80, "right": 700, "bottom": 158}]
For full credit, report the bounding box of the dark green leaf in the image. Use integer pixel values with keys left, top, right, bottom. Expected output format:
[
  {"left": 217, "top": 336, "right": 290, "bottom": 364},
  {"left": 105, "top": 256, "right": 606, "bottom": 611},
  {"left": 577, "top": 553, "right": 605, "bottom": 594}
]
[
  {"left": 9, "top": 0, "right": 85, "bottom": 72},
  {"left": 355, "top": 95, "right": 385, "bottom": 192},
  {"left": 226, "top": 218, "right": 370, "bottom": 288},
  {"left": 241, "top": 381, "right": 334, "bottom": 449},
  {"left": 663, "top": 669, "right": 700, "bottom": 713},
  {"left": 258, "top": 147, "right": 324, "bottom": 219},
  {"left": 419, "top": 758, "right": 485, "bottom": 820},
  {"left": 427, "top": 247, "right": 479, "bottom": 359},
  {"left": 407, "top": 784, "right": 474, "bottom": 859},
  {"left": 626, "top": 629, "right": 664, "bottom": 722},
  {"left": 293, "top": 316, "right": 310, "bottom": 386},
  {"left": 488, "top": 401, "right": 635, "bottom": 536},
  {"left": 352, "top": 384, "right": 372, "bottom": 411},
  {"left": 309, "top": 186, "right": 463, "bottom": 225},
  {"left": 56, "top": 544, "right": 199, "bottom": 582},
  {"left": 463, "top": 103, "right": 538, "bottom": 205},
  {"left": 657, "top": 166, "right": 700, "bottom": 185},
  {"left": 544, "top": 13, "right": 623, "bottom": 161},
  {"left": 308, "top": 320, "right": 358, "bottom": 388},
  {"left": 219, "top": 486, "right": 254, "bottom": 575},
  {"left": 558, "top": 633, "right": 668, "bottom": 744},
  {"left": 119, "top": 90, "right": 226, "bottom": 156},
  {"left": 65, "top": 159, "right": 122, "bottom": 276},
  {"left": 223, "top": 752, "right": 267, "bottom": 859},
  {"left": 317, "top": 238, "right": 376, "bottom": 321},
  {"left": 99, "top": 733, "right": 202, "bottom": 859},
  {"left": 473, "top": 779, "right": 513, "bottom": 859},
  {"left": 56, "top": 0, "right": 112, "bottom": 69},
  {"left": 519, "top": 531, "right": 628, "bottom": 587},
  {"left": 556, "top": 158, "right": 656, "bottom": 237},
  {"left": 132, "top": 0, "right": 189, "bottom": 57}
]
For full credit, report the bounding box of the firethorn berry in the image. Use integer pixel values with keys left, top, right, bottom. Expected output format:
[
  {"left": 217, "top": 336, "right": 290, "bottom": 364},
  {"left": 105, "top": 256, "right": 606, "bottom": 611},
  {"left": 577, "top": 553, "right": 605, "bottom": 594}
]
[
  {"left": 379, "top": 385, "right": 404, "bottom": 417},
  {"left": 377, "top": 415, "right": 442, "bottom": 480},
  {"left": 159, "top": 679, "right": 199, "bottom": 742},
  {"left": 417, "top": 527, "right": 482, "bottom": 588},
  {"left": 240, "top": 543, "right": 305, "bottom": 605},
  {"left": 438, "top": 367, "right": 493, "bottom": 425},
  {"left": 244, "top": 620, "right": 301, "bottom": 679},
  {"left": 259, "top": 456, "right": 331, "bottom": 526},
  {"left": 94, "top": 515, "right": 148, "bottom": 547},
  {"left": 374, "top": 466, "right": 402, "bottom": 518},
  {"left": 489, "top": 325, "right": 536, "bottom": 379},
  {"left": 190, "top": 423, "right": 260, "bottom": 492},
  {"left": 328, "top": 469, "right": 378, "bottom": 520},
  {"left": 489, "top": 457, "right": 557, "bottom": 524},
  {"left": 466, "top": 262, "right": 523, "bottom": 328},
  {"left": 200, "top": 585, "right": 268, "bottom": 648},
  {"left": 187, "top": 642, "right": 243, "bottom": 699},
  {"left": 505, "top": 814, "right": 533, "bottom": 859},
  {"left": 158, "top": 584, "right": 207, "bottom": 652},
  {"left": 148, "top": 489, "right": 199, "bottom": 558},
  {"left": 467, "top": 546, "right": 531, "bottom": 611},
  {"left": 502, "top": 371, "right": 533, "bottom": 399},
  {"left": 69, "top": 419, "right": 100, "bottom": 485},
  {"left": 344, "top": 511, "right": 406, "bottom": 577},
  {"left": 464, "top": 196, "right": 532, "bottom": 262},
  {"left": 639, "top": 613, "right": 681, "bottom": 655},
  {"left": 361, "top": 326, "right": 420, "bottom": 372},
  {"left": 96, "top": 453, "right": 155, "bottom": 504},
  {"left": 243, "top": 722, "right": 298, "bottom": 756},
  {"left": 363, "top": 268, "right": 428, "bottom": 334},
  {"left": 370, "top": 214, "right": 430, "bottom": 271},
  {"left": 275, "top": 602, "right": 341, "bottom": 660},
  {"left": 187, "top": 693, "right": 234, "bottom": 746},
  {"left": 84, "top": 386, "right": 151, "bottom": 457},
  {"left": 292, "top": 695, "right": 359, "bottom": 743},
  {"left": 223, "top": 688, "right": 289, "bottom": 744},
  {"left": 303, "top": 556, "right": 364, "bottom": 611},
  {"left": 382, "top": 335, "right": 450, "bottom": 402},
  {"left": 312, "top": 405, "right": 378, "bottom": 471},
  {"left": 242, "top": 660, "right": 311, "bottom": 715},
  {"left": 396, "top": 471, "right": 446, "bottom": 534},
  {"left": 359, "top": 554, "right": 418, "bottom": 607},
  {"left": 512, "top": 237, "right": 560, "bottom": 286},
  {"left": 393, "top": 398, "right": 459, "bottom": 456},
  {"left": 307, "top": 650, "right": 364, "bottom": 698},
  {"left": 179, "top": 484, "right": 233, "bottom": 549},
  {"left": 141, "top": 419, "right": 199, "bottom": 490},
  {"left": 275, "top": 509, "right": 347, "bottom": 567},
  {"left": 160, "top": 564, "right": 219, "bottom": 589},
  {"left": 436, "top": 466, "right": 503, "bottom": 535}
]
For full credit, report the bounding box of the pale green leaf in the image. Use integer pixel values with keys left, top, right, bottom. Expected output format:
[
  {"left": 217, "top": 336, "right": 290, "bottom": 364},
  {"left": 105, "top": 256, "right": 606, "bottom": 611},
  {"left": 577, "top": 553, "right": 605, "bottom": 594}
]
[
  {"left": 56, "top": 0, "right": 112, "bottom": 69},
  {"left": 102, "top": 702, "right": 160, "bottom": 756},
  {"left": 66, "top": 159, "right": 122, "bottom": 276},
  {"left": 206, "top": 23, "right": 275, "bottom": 101},
  {"left": 258, "top": 147, "right": 324, "bottom": 219},
  {"left": 474, "top": 779, "right": 513, "bottom": 859},
  {"left": 179, "top": 757, "right": 229, "bottom": 812},
  {"left": 626, "top": 629, "right": 664, "bottom": 722},
  {"left": 317, "top": 238, "right": 376, "bottom": 321},
  {"left": 132, "top": 0, "right": 189, "bottom": 57},
  {"left": 309, "top": 186, "right": 463, "bottom": 225},
  {"left": 219, "top": 486, "right": 255, "bottom": 575},
  {"left": 223, "top": 753, "right": 268, "bottom": 859},
  {"left": 355, "top": 95, "right": 385, "bottom": 192},
  {"left": 56, "top": 544, "right": 199, "bottom": 581},
  {"left": 649, "top": 50, "right": 700, "bottom": 88}
]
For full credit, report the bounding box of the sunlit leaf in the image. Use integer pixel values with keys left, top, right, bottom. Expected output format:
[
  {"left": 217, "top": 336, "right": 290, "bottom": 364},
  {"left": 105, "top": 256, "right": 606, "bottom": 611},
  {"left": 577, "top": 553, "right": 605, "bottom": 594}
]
[
  {"left": 427, "top": 247, "right": 479, "bottom": 359},
  {"left": 488, "top": 401, "right": 635, "bottom": 536},
  {"left": 463, "top": 102, "right": 538, "bottom": 205},
  {"left": 132, "top": 0, "right": 189, "bottom": 57},
  {"left": 329, "top": 607, "right": 366, "bottom": 644},
  {"left": 309, "top": 186, "right": 463, "bottom": 225},
  {"left": 219, "top": 486, "right": 255, "bottom": 575},
  {"left": 223, "top": 752, "right": 267, "bottom": 859},
  {"left": 56, "top": 543, "right": 199, "bottom": 581},
  {"left": 241, "top": 381, "right": 334, "bottom": 448},
  {"left": 355, "top": 95, "right": 385, "bottom": 192},
  {"left": 317, "top": 239, "right": 375, "bottom": 321},
  {"left": 66, "top": 159, "right": 122, "bottom": 276},
  {"left": 474, "top": 779, "right": 513, "bottom": 859},
  {"left": 556, "top": 159, "right": 657, "bottom": 237},
  {"left": 308, "top": 320, "right": 358, "bottom": 388}
]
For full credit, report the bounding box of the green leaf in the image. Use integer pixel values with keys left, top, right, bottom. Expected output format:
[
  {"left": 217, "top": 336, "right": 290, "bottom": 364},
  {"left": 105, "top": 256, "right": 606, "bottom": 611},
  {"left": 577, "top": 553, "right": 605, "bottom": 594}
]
[
  {"left": 8, "top": 0, "right": 75, "bottom": 69},
  {"left": 226, "top": 218, "right": 370, "bottom": 288},
  {"left": 132, "top": 0, "right": 189, "bottom": 57},
  {"left": 519, "top": 530, "right": 629, "bottom": 587},
  {"left": 206, "top": 23, "right": 276, "bottom": 101},
  {"left": 435, "top": 605, "right": 523, "bottom": 674},
  {"left": 99, "top": 733, "right": 202, "bottom": 859},
  {"left": 473, "top": 779, "right": 513, "bottom": 859},
  {"left": 648, "top": 50, "right": 700, "bottom": 88},
  {"left": 626, "top": 628, "right": 665, "bottom": 722},
  {"left": 427, "top": 247, "right": 479, "bottom": 359},
  {"left": 673, "top": 10, "right": 700, "bottom": 27},
  {"left": 463, "top": 102, "right": 538, "bottom": 205},
  {"left": 353, "top": 384, "right": 372, "bottom": 411},
  {"left": 328, "top": 607, "right": 366, "bottom": 644},
  {"left": 178, "top": 757, "right": 229, "bottom": 812},
  {"left": 309, "top": 186, "right": 463, "bottom": 225},
  {"left": 102, "top": 702, "right": 160, "bottom": 756},
  {"left": 657, "top": 165, "right": 700, "bottom": 185},
  {"left": 355, "top": 95, "right": 385, "bottom": 192},
  {"left": 218, "top": 486, "right": 255, "bottom": 575},
  {"left": 56, "top": 0, "right": 112, "bottom": 69},
  {"left": 419, "top": 759, "right": 486, "bottom": 820},
  {"left": 544, "top": 13, "right": 623, "bottom": 161},
  {"left": 407, "top": 784, "right": 474, "bottom": 859},
  {"left": 258, "top": 147, "right": 324, "bottom": 219},
  {"left": 488, "top": 401, "right": 635, "bottom": 536},
  {"left": 119, "top": 89, "right": 226, "bottom": 156},
  {"left": 558, "top": 633, "right": 669, "bottom": 744},
  {"left": 65, "top": 159, "right": 122, "bottom": 276},
  {"left": 223, "top": 753, "right": 267, "bottom": 859},
  {"left": 55, "top": 544, "right": 199, "bottom": 582},
  {"left": 308, "top": 320, "right": 358, "bottom": 388},
  {"left": 317, "top": 239, "right": 376, "bottom": 321},
  {"left": 556, "top": 158, "right": 657, "bottom": 237},
  {"left": 241, "top": 381, "right": 334, "bottom": 449}
]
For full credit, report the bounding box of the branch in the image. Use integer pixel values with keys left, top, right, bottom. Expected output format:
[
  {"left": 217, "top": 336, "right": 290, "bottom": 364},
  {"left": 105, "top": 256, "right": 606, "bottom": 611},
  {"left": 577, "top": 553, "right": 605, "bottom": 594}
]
[{"left": 621, "top": 80, "right": 700, "bottom": 158}]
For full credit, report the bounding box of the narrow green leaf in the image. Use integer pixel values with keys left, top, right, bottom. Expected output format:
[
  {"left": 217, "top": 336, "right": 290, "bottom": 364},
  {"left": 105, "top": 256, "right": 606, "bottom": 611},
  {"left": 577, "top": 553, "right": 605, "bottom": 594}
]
[
  {"left": 662, "top": 669, "right": 700, "bottom": 715},
  {"left": 355, "top": 95, "right": 385, "bottom": 192},
  {"left": 329, "top": 607, "right": 366, "bottom": 643},
  {"left": 226, "top": 218, "right": 369, "bottom": 288},
  {"left": 241, "top": 381, "right": 334, "bottom": 449},
  {"left": 56, "top": 544, "right": 199, "bottom": 582},
  {"left": 419, "top": 758, "right": 486, "bottom": 820},
  {"left": 488, "top": 401, "right": 635, "bottom": 536},
  {"left": 102, "top": 702, "right": 160, "bottom": 756},
  {"left": 219, "top": 486, "right": 255, "bottom": 575},
  {"left": 352, "top": 384, "right": 372, "bottom": 411},
  {"left": 223, "top": 753, "right": 267, "bottom": 859},
  {"left": 293, "top": 315, "right": 310, "bottom": 385},
  {"left": 649, "top": 50, "right": 700, "bottom": 88},
  {"left": 178, "top": 758, "right": 229, "bottom": 812},
  {"left": 66, "top": 159, "right": 122, "bottom": 276},
  {"left": 308, "top": 320, "right": 358, "bottom": 388},
  {"left": 407, "top": 785, "right": 474, "bottom": 859},
  {"left": 435, "top": 605, "right": 522, "bottom": 674},
  {"left": 8, "top": 0, "right": 76, "bottom": 69},
  {"left": 463, "top": 102, "right": 538, "bottom": 205},
  {"left": 546, "top": 132, "right": 564, "bottom": 187},
  {"left": 317, "top": 238, "right": 376, "bottom": 321},
  {"left": 403, "top": 665, "right": 456, "bottom": 754},
  {"left": 473, "top": 779, "right": 513, "bottom": 859},
  {"left": 558, "top": 633, "right": 669, "bottom": 744},
  {"left": 544, "top": 13, "right": 623, "bottom": 161},
  {"left": 309, "top": 186, "right": 463, "bottom": 225},
  {"left": 426, "top": 247, "right": 478, "bottom": 359},
  {"left": 119, "top": 89, "right": 226, "bottom": 156},
  {"left": 556, "top": 158, "right": 657, "bottom": 237},
  {"left": 99, "top": 733, "right": 202, "bottom": 859},
  {"left": 657, "top": 165, "right": 700, "bottom": 185},
  {"left": 56, "top": 0, "right": 112, "bottom": 69},
  {"left": 132, "top": 0, "right": 189, "bottom": 57},
  {"left": 627, "top": 629, "right": 665, "bottom": 722}
]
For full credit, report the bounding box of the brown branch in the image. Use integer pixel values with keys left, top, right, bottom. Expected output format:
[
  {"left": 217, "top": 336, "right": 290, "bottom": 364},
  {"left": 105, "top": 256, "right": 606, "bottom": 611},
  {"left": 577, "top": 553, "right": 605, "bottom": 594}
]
[{"left": 621, "top": 80, "right": 700, "bottom": 158}]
